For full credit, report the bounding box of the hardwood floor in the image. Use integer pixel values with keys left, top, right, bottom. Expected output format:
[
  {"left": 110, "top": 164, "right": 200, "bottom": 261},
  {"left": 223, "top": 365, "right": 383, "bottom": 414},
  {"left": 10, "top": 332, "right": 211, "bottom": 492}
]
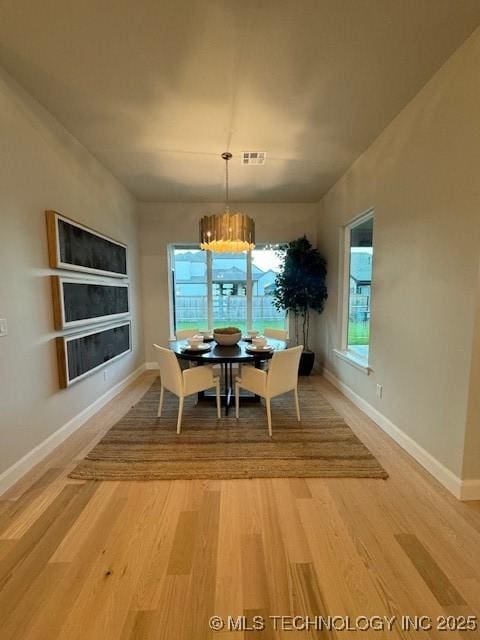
[{"left": 0, "top": 371, "right": 479, "bottom": 639}]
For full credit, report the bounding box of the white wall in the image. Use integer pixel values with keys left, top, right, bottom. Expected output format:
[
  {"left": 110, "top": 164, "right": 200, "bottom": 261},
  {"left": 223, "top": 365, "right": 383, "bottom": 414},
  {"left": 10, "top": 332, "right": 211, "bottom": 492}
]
[
  {"left": 314, "top": 28, "right": 480, "bottom": 481},
  {"left": 139, "top": 202, "right": 317, "bottom": 362},
  {"left": 0, "top": 68, "right": 144, "bottom": 477},
  {"left": 462, "top": 259, "right": 480, "bottom": 479}
]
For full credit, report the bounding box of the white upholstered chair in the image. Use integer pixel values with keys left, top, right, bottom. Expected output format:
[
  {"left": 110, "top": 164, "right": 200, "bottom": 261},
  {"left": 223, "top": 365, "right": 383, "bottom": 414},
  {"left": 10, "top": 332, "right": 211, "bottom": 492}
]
[
  {"left": 153, "top": 344, "right": 220, "bottom": 433},
  {"left": 174, "top": 328, "right": 224, "bottom": 374},
  {"left": 260, "top": 328, "right": 289, "bottom": 371},
  {"left": 175, "top": 329, "right": 203, "bottom": 369},
  {"left": 175, "top": 329, "right": 200, "bottom": 340},
  {"left": 263, "top": 328, "right": 288, "bottom": 341},
  {"left": 235, "top": 345, "right": 303, "bottom": 436}
]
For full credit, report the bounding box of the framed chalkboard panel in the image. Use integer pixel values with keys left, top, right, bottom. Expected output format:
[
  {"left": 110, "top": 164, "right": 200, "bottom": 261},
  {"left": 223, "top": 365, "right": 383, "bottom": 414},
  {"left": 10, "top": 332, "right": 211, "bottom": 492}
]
[
  {"left": 51, "top": 276, "right": 130, "bottom": 330},
  {"left": 46, "top": 210, "right": 128, "bottom": 278},
  {"left": 56, "top": 321, "right": 131, "bottom": 388}
]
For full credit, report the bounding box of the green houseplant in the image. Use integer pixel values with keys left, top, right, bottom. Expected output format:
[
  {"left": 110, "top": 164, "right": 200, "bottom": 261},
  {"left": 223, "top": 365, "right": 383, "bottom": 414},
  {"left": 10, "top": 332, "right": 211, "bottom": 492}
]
[{"left": 272, "top": 236, "right": 328, "bottom": 375}]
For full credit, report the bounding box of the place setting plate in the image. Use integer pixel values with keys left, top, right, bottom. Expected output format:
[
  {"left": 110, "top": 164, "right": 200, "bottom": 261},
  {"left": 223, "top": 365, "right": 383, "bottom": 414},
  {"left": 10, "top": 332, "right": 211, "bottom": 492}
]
[
  {"left": 181, "top": 343, "right": 212, "bottom": 353},
  {"left": 245, "top": 344, "right": 274, "bottom": 354}
]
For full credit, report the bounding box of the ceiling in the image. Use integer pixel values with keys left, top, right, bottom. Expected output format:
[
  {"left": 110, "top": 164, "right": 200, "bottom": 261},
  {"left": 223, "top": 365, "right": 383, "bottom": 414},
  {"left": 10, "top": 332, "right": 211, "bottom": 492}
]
[{"left": 1, "top": 0, "right": 480, "bottom": 203}]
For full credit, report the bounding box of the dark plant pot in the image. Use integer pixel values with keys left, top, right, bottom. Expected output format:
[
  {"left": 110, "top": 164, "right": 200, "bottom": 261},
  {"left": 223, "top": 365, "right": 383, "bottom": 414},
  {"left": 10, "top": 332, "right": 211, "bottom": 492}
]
[{"left": 298, "top": 350, "right": 315, "bottom": 376}]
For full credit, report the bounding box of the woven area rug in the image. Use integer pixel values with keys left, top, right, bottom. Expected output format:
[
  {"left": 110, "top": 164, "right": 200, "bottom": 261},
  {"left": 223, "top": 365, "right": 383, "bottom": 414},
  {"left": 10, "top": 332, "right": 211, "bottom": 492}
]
[{"left": 69, "top": 378, "right": 388, "bottom": 481}]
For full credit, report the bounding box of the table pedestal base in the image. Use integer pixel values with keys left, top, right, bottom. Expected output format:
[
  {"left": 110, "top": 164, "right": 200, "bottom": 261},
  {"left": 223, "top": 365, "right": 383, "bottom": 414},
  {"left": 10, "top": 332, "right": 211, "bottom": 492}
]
[{"left": 198, "top": 362, "right": 260, "bottom": 416}]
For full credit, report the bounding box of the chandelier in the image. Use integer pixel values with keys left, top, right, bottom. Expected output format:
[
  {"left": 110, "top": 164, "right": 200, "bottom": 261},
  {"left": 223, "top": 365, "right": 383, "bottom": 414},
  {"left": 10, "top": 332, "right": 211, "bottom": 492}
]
[{"left": 199, "top": 152, "right": 255, "bottom": 253}]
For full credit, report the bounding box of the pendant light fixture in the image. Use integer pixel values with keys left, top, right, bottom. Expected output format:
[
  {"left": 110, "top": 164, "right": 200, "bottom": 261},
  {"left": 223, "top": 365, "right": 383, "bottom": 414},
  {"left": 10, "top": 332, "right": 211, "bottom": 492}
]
[{"left": 199, "top": 152, "right": 255, "bottom": 253}]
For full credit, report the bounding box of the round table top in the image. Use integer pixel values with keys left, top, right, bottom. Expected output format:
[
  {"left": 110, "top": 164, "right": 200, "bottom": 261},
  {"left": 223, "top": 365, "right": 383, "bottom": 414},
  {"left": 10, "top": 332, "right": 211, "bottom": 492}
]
[{"left": 169, "top": 337, "right": 288, "bottom": 363}]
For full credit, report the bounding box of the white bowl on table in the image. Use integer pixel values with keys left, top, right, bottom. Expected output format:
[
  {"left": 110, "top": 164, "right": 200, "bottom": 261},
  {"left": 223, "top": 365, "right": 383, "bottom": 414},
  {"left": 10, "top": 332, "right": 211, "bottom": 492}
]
[
  {"left": 252, "top": 336, "right": 267, "bottom": 348},
  {"left": 213, "top": 329, "right": 242, "bottom": 346}
]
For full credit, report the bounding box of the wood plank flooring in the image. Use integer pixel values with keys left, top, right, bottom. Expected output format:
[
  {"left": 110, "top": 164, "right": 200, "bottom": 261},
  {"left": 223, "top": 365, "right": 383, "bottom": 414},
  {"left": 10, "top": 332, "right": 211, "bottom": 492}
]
[{"left": 0, "top": 371, "right": 479, "bottom": 639}]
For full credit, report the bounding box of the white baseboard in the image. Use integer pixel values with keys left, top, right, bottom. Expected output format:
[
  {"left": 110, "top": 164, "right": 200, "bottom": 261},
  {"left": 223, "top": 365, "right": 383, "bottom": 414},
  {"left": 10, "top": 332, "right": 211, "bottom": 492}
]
[
  {"left": 323, "top": 368, "right": 479, "bottom": 501},
  {"left": 0, "top": 363, "right": 146, "bottom": 497},
  {"left": 145, "top": 361, "right": 159, "bottom": 370},
  {"left": 460, "top": 479, "right": 480, "bottom": 501}
]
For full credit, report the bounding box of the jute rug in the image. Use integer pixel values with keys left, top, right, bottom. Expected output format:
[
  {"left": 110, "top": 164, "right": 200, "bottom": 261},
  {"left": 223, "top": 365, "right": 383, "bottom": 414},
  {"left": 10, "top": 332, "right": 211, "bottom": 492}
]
[{"left": 69, "top": 378, "right": 388, "bottom": 481}]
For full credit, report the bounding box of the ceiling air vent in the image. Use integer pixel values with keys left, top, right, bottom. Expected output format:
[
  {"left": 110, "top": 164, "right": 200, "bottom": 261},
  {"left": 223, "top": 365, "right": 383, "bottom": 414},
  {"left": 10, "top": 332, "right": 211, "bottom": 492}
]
[{"left": 241, "top": 151, "right": 266, "bottom": 165}]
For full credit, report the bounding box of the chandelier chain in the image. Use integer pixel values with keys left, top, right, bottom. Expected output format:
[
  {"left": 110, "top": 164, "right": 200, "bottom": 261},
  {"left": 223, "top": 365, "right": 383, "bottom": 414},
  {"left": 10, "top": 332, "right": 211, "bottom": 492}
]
[
  {"left": 225, "top": 154, "right": 229, "bottom": 207},
  {"left": 198, "top": 152, "right": 255, "bottom": 252}
]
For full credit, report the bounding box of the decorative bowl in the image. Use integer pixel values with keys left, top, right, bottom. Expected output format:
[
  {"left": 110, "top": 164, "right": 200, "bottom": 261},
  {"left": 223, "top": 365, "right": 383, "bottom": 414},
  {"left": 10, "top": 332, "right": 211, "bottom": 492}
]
[{"left": 213, "top": 327, "right": 242, "bottom": 346}]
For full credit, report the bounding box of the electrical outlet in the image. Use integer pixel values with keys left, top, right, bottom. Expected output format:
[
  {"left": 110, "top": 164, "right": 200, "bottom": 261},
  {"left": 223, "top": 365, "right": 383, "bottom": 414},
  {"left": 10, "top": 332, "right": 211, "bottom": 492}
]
[
  {"left": 376, "top": 384, "right": 383, "bottom": 398},
  {"left": 103, "top": 369, "right": 108, "bottom": 381},
  {"left": 0, "top": 318, "right": 8, "bottom": 337}
]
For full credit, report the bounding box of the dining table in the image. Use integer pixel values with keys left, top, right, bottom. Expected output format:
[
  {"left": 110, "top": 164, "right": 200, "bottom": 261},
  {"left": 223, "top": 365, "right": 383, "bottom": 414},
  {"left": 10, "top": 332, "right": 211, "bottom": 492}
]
[{"left": 169, "top": 337, "right": 288, "bottom": 415}]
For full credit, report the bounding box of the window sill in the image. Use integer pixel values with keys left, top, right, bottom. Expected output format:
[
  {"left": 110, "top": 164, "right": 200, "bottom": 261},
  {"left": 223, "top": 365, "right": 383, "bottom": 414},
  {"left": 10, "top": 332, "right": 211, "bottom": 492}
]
[{"left": 332, "top": 349, "right": 372, "bottom": 374}]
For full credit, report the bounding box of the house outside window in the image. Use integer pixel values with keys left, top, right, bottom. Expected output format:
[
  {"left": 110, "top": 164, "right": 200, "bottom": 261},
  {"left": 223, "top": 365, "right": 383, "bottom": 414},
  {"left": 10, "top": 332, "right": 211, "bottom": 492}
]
[{"left": 169, "top": 245, "right": 286, "bottom": 336}]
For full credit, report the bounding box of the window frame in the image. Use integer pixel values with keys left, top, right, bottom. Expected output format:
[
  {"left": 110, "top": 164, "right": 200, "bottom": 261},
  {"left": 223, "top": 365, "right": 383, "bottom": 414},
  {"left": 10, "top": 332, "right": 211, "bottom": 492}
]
[
  {"left": 335, "top": 209, "right": 374, "bottom": 373},
  {"left": 168, "top": 243, "right": 288, "bottom": 338}
]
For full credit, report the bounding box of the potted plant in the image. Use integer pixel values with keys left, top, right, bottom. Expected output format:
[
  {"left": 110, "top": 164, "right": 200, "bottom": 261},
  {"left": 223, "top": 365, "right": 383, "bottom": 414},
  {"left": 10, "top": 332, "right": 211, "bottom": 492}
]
[{"left": 272, "top": 236, "right": 328, "bottom": 375}]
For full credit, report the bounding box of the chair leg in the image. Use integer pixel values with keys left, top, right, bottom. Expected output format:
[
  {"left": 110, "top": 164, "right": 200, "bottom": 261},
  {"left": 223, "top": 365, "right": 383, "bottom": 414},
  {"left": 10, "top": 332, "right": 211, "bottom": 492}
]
[
  {"left": 157, "top": 385, "right": 164, "bottom": 417},
  {"left": 266, "top": 398, "right": 272, "bottom": 437},
  {"left": 177, "top": 397, "right": 184, "bottom": 434},
  {"left": 235, "top": 383, "right": 240, "bottom": 419},
  {"left": 216, "top": 381, "right": 221, "bottom": 419},
  {"left": 294, "top": 387, "right": 301, "bottom": 422}
]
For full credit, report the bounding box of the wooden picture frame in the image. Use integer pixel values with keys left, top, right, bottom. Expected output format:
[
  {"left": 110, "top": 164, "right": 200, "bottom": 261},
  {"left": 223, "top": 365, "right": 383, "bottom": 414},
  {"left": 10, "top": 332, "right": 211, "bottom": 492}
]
[
  {"left": 51, "top": 276, "right": 130, "bottom": 330},
  {"left": 46, "top": 210, "right": 128, "bottom": 278},
  {"left": 56, "top": 321, "right": 132, "bottom": 388}
]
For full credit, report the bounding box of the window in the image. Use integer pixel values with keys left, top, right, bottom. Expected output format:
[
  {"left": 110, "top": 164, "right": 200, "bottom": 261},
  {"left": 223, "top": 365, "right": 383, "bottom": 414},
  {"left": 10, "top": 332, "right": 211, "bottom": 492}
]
[
  {"left": 171, "top": 248, "right": 208, "bottom": 332},
  {"left": 212, "top": 251, "right": 248, "bottom": 330},
  {"left": 251, "top": 247, "right": 285, "bottom": 334},
  {"left": 340, "top": 212, "right": 374, "bottom": 366},
  {"left": 169, "top": 244, "right": 286, "bottom": 336}
]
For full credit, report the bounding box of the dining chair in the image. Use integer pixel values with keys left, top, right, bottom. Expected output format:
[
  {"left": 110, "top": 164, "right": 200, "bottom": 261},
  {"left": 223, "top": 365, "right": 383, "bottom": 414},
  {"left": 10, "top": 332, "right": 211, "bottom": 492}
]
[
  {"left": 153, "top": 344, "right": 221, "bottom": 433},
  {"left": 175, "top": 329, "right": 202, "bottom": 369},
  {"left": 260, "top": 328, "right": 289, "bottom": 371},
  {"left": 235, "top": 345, "right": 303, "bottom": 436},
  {"left": 263, "top": 327, "right": 288, "bottom": 341},
  {"left": 174, "top": 328, "right": 224, "bottom": 376},
  {"left": 175, "top": 329, "right": 200, "bottom": 340}
]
